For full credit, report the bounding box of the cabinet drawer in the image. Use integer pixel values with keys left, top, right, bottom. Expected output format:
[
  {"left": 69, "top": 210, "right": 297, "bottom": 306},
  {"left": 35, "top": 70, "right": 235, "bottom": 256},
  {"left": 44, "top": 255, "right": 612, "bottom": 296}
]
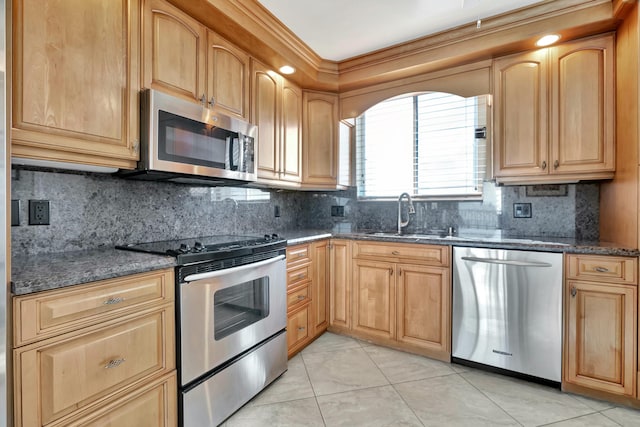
[
  {"left": 15, "top": 305, "right": 175, "bottom": 426},
  {"left": 287, "top": 263, "right": 311, "bottom": 288},
  {"left": 353, "top": 241, "right": 449, "bottom": 266},
  {"left": 287, "top": 244, "right": 311, "bottom": 266},
  {"left": 287, "top": 284, "right": 310, "bottom": 311},
  {"left": 566, "top": 254, "right": 638, "bottom": 285},
  {"left": 287, "top": 305, "right": 310, "bottom": 351},
  {"left": 48, "top": 372, "right": 177, "bottom": 427},
  {"left": 14, "top": 269, "right": 175, "bottom": 346}
]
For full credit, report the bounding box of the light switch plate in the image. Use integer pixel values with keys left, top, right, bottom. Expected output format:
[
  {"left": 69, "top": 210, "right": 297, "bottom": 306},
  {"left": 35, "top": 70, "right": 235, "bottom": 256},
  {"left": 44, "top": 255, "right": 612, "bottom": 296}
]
[{"left": 513, "top": 203, "right": 532, "bottom": 218}]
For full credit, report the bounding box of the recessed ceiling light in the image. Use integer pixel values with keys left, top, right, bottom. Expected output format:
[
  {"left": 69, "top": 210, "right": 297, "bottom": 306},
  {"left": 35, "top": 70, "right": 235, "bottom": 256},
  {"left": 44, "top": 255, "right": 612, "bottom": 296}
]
[
  {"left": 536, "top": 34, "right": 560, "bottom": 47},
  {"left": 279, "top": 65, "right": 295, "bottom": 75}
]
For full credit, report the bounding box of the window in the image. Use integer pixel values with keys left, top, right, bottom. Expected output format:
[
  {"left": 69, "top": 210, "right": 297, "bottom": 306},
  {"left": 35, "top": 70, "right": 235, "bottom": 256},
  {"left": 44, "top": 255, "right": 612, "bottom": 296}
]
[{"left": 356, "top": 92, "right": 488, "bottom": 199}]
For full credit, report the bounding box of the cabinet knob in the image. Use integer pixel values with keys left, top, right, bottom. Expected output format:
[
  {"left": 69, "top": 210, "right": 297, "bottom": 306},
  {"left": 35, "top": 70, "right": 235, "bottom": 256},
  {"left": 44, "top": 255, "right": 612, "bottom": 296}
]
[
  {"left": 392, "top": 251, "right": 400, "bottom": 255},
  {"left": 209, "top": 96, "right": 216, "bottom": 107},
  {"left": 297, "top": 295, "right": 306, "bottom": 300},
  {"left": 399, "top": 268, "right": 402, "bottom": 276},
  {"left": 554, "top": 160, "right": 559, "bottom": 169},
  {"left": 199, "top": 94, "right": 206, "bottom": 105},
  {"left": 295, "top": 273, "right": 306, "bottom": 280},
  {"left": 389, "top": 268, "right": 393, "bottom": 275},
  {"left": 541, "top": 161, "right": 547, "bottom": 170},
  {"left": 570, "top": 286, "right": 577, "bottom": 297}
]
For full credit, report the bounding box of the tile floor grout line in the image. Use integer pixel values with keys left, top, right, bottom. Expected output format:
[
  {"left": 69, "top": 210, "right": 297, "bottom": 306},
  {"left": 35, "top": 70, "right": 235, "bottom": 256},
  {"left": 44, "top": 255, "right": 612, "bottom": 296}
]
[
  {"left": 387, "top": 382, "right": 427, "bottom": 427},
  {"left": 457, "top": 371, "right": 526, "bottom": 427},
  {"left": 598, "top": 409, "right": 625, "bottom": 427},
  {"left": 534, "top": 410, "right": 612, "bottom": 427}
]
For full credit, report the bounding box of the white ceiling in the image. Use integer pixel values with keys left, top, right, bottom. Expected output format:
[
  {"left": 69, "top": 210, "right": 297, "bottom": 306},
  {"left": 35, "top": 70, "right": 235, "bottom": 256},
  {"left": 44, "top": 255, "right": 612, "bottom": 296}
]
[{"left": 258, "top": 0, "right": 546, "bottom": 61}]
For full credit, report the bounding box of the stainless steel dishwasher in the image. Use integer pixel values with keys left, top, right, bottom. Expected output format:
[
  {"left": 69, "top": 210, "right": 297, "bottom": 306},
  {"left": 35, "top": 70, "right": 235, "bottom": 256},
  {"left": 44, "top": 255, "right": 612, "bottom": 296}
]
[{"left": 452, "top": 246, "right": 562, "bottom": 383}]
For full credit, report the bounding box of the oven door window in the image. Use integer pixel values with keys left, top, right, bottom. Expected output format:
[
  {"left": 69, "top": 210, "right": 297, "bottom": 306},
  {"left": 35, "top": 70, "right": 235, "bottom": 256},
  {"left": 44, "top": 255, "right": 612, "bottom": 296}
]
[
  {"left": 158, "top": 110, "right": 242, "bottom": 171},
  {"left": 213, "top": 276, "right": 270, "bottom": 340}
]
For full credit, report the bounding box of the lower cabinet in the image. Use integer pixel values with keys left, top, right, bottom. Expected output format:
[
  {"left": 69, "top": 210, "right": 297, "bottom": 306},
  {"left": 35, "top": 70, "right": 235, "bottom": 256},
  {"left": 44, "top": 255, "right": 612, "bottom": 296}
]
[
  {"left": 285, "top": 240, "right": 330, "bottom": 356},
  {"left": 13, "top": 269, "right": 177, "bottom": 427},
  {"left": 329, "top": 239, "right": 351, "bottom": 330},
  {"left": 563, "top": 254, "right": 638, "bottom": 400},
  {"left": 333, "top": 241, "right": 451, "bottom": 361}
]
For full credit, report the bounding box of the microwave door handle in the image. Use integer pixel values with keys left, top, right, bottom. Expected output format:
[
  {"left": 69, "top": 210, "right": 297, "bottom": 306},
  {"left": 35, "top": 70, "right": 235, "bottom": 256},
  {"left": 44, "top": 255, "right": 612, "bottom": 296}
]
[
  {"left": 228, "top": 135, "right": 238, "bottom": 171},
  {"left": 182, "top": 255, "right": 285, "bottom": 282}
]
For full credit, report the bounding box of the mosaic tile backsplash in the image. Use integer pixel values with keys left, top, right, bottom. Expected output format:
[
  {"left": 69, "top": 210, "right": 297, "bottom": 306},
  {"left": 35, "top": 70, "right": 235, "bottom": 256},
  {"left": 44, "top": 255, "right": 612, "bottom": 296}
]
[{"left": 11, "top": 166, "right": 599, "bottom": 256}]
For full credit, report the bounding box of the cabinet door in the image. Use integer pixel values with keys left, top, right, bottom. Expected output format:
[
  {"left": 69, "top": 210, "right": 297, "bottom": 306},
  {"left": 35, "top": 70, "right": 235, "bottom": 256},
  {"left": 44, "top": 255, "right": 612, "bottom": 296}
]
[
  {"left": 302, "top": 91, "right": 339, "bottom": 186},
  {"left": 311, "top": 241, "right": 329, "bottom": 335},
  {"left": 287, "top": 304, "right": 310, "bottom": 357},
  {"left": 281, "top": 81, "right": 303, "bottom": 182},
  {"left": 550, "top": 35, "right": 615, "bottom": 174},
  {"left": 493, "top": 49, "right": 549, "bottom": 178},
  {"left": 330, "top": 240, "right": 351, "bottom": 330},
  {"left": 251, "top": 59, "right": 282, "bottom": 180},
  {"left": 397, "top": 264, "right": 450, "bottom": 357},
  {"left": 207, "top": 30, "right": 249, "bottom": 119},
  {"left": 12, "top": 0, "right": 140, "bottom": 169},
  {"left": 352, "top": 259, "right": 396, "bottom": 340},
  {"left": 143, "top": 0, "right": 206, "bottom": 103},
  {"left": 565, "top": 280, "right": 636, "bottom": 396}
]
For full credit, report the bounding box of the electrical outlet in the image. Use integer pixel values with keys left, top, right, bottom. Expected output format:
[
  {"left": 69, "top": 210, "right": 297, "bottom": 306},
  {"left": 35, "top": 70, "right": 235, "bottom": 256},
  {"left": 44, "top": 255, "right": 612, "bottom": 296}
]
[
  {"left": 274, "top": 205, "right": 281, "bottom": 218},
  {"left": 29, "top": 200, "right": 50, "bottom": 225},
  {"left": 331, "top": 205, "right": 345, "bottom": 217},
  {"left": 513, "top": 203, "right": 532, "bottom": 218},
  {"left": 11, "top": 200, "right": 20, "bottom": 226}
]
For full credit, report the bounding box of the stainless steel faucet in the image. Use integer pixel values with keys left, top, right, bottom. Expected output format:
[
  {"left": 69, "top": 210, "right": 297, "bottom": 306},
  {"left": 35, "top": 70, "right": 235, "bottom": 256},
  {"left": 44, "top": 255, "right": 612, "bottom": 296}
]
[{"left": 397, "top": 192, "right": 415, "bottom": 234}]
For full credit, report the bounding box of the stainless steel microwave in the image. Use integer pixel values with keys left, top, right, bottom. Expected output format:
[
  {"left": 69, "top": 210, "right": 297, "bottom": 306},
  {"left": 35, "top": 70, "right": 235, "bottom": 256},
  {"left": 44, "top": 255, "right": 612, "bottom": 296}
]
[{"left": 120, "top": 89, "right": 257, "bottom": 185}]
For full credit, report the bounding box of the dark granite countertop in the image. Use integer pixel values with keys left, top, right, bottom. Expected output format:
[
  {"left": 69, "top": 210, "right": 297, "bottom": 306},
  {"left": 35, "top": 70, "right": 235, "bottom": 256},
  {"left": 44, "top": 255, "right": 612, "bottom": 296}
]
[
  {"left": 11, "top": 249, "right": 176, "bottom": 296},
  {"left": 11, "top": 230, "right": 639, "bottom": 296}
]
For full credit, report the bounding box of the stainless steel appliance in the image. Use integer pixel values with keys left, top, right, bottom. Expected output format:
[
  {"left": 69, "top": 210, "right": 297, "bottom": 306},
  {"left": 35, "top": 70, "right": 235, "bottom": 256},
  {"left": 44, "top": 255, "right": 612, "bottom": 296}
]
[
  {"left": 452, "top": 247, "right": 562, "bottom": 383},
  {"left": 119, "top": 89, "right": 257, "bottom": 185},
  {"left": 118, "top": 234, "right": 287, "bottom": 426}
]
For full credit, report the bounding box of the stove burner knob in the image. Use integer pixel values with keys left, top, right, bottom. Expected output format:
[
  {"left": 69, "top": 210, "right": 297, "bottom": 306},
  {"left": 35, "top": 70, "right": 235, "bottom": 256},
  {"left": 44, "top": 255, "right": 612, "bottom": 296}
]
[
  {"left": 264, "top": 234, "right": 272, "bottom": 241},
  {"left": 271, "top": 233, "right": 279, "bottom": 240},
  {"left": 194, "top": 241, "right": 205, "bottom": 252},
  {"left": 179, "top": 243, "right": 191, "bottom": 253}
]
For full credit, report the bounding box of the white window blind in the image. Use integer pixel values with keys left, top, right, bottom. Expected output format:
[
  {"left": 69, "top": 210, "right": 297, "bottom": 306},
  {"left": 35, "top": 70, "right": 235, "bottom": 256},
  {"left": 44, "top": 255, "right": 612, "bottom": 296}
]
[{"left": 356, "top": 92, "right": 487, "bottom": 199}]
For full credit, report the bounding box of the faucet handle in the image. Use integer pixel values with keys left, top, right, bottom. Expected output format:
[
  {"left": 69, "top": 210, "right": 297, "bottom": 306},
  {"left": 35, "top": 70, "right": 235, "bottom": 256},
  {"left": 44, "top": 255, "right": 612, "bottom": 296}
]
[{"left": 408, "top": 205, "right": 416, "bottom": 214}]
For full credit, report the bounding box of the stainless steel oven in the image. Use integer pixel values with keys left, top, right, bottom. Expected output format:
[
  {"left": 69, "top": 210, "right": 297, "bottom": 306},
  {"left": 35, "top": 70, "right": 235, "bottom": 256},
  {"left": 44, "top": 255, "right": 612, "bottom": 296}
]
[{"left": 116, "top": 234, "right": 287, "bottom": 426}]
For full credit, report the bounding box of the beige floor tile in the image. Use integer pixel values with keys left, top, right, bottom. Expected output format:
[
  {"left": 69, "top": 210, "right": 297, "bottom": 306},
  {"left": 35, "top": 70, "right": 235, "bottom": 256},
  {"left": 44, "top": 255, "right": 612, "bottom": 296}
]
[
  {"left": 601, "top": 407, "right": 640, "bottom": 426},
  {"left": 568, "top": 394, "right": 615, "bottom": 412},
  {"left": 250, "top": 354, "right": 315, "bottom": 406},
  {"left": 546, "top": 413, "right": 621, "bottom": 426},
  {"left": 224, "top": 397, "right": 324, "bottom": 427},
  {"left": 394, "top": 374, "right": 519, "bottom": 426},
  {"left": 317, "top": 385, "right": 422, "bottom": 427},
  {"left": 461, "top": 370, "right": 593, "bottom": 427},
  {"left": 301, "top": 332, "right": 362, "bottom": 354},
  {"left": 302, "top": 347, "right": 389, "bottom": 396},
  {"left": 363, "top": 345, "right": 455, "bottom": 383}
]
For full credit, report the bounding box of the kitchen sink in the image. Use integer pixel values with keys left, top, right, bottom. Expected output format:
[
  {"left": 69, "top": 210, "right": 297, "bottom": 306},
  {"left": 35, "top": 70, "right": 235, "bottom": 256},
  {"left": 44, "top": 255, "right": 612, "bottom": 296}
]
[{"left": 365, "top": 232, "right": 471, "bottom": 241}]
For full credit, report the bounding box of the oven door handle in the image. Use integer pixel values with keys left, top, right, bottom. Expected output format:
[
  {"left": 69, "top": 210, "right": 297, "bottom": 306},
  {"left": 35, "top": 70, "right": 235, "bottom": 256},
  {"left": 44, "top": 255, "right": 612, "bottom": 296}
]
[{"left": 182, "top": 254, "right": 285, "bottom": 282}]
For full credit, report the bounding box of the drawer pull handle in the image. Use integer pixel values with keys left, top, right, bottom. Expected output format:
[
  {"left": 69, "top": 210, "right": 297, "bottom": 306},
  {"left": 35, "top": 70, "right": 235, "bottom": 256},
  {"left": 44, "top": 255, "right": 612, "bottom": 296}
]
[
  {"left": 298, "top": 326, "right": 305, "bottom": 331},
  {"left": 541, "top": 160, "right": 547, "bottom": 170},
  {"left": 296, "top": 253, "right": 304, "bottom": 258},
  {"left": 594, "top": 267, "right": 609, "bottom": 273},
  {"left": 297, "top": 295, "right": 306, "bottom": 300},
  {"left": 103, "top": 297, "right": 125, "bottom": 305},
  {"left": 295, "top": 273, "right": 306, "bottom": 280},
  {"left": 570, "top": 286, "right": 577, "bottom": 298},
  {"left": 392, "top": 251, "right": 400, "bottom": 255},
  {"left": 104, "top": 358, "right": 126, "bottom": 369},
  {"left": 389, "top": 268, "right": 393, "bottom": 275}
]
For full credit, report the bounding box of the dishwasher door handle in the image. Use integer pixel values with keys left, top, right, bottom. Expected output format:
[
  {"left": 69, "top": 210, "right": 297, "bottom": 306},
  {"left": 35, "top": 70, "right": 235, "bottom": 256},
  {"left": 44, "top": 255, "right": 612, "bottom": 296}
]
[{"left": 460, "top": 256, "right": 552, "bottom": 268}]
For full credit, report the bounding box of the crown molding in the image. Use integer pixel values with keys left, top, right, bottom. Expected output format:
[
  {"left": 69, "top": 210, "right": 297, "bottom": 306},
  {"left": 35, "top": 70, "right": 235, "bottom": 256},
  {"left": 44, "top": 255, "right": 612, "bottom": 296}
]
[{"left": 166, "top": 0, "right": 617, "bottom": 92}]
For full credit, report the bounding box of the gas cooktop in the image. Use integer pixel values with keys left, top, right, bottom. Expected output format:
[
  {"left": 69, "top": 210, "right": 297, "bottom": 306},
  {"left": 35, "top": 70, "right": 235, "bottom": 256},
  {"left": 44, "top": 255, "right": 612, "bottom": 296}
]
[{"left": 116, "top": 234, "right": 286, "bottom": 265}]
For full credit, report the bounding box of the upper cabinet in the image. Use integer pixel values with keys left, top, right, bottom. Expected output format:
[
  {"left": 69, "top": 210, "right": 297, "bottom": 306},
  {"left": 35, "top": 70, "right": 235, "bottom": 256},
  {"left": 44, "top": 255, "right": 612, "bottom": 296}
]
[
  {"left": 493, "top": 34, "right": 615, "bottom": 184},
  {"left": 251, "top": 59, "right": 302, "bottom": 184},
  {"left": 12, "top": 0, "right": 141, "bottom": 169},
  {"left": 143, "top": 0, "right": 248, "bottom": 119},
  {"left": 302, "top": 91, "right": 339, "bottom": 187}
]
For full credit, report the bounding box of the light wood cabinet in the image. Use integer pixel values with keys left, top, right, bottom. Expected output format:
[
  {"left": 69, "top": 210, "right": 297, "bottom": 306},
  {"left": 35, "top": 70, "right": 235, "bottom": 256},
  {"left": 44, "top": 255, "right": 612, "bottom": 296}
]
[
  {"left": 13, "top": 269, "right": 177, "bottom": 427},
  {"left": 12, "top": 0, "right": 141, "bottom": 169},
  {"left": 493, "top": 34, "right": 615, "bottom": 184},
  {"left": 311, "top": 240, "right": 330, "bottom": 334},
  {"left": 564, "top": 254, "right": 637, "bottom": 399},
  {"left": 329, "top": 239, "right": 352, "bottom": 330},
  {"left": 251, "top": 59, "right": 302, "bottom": 184},
  {"left": 302, "top": 90, "right": 339, "bottom": 187},
  {"left": 352, "top": 259, "right": 396, "bottom": 341},
  {"left": 348, "top": 241, "right": 451, "bottom": 361},
  {"left": 143, "top": 0, "right": 250, "bottom": 119}
]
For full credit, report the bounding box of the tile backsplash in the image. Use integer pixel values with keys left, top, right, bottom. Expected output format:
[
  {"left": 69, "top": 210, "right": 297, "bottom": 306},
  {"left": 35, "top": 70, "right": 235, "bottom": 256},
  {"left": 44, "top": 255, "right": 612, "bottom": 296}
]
[{"left": 11, "top": 166, "right": 600, "bottom": 256}]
